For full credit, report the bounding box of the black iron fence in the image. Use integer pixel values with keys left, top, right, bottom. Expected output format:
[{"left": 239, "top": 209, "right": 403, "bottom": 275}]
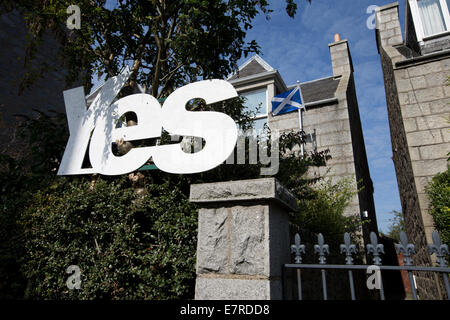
[{"left": 282, "top": 231, "right": 449, "bottom": 300}]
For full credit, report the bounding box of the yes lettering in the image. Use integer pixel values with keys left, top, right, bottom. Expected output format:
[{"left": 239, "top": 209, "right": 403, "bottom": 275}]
[{"left": 58, "top": 67, "right": 238, "bottom": 176}]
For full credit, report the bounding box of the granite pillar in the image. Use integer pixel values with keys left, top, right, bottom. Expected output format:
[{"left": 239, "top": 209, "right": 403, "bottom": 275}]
[{"left": 189, "top": 178, "right": 297, "bottom": 300}]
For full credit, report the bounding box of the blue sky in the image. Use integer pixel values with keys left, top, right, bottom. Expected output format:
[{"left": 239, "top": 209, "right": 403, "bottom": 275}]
[{"left": 238, "top": 0, "right": 406, "bottom": 233}]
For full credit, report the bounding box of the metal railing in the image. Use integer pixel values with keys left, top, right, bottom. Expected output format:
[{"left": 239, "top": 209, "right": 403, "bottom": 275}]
[{"left": 283, "top": 230, "right": 450, "bottom": 300}]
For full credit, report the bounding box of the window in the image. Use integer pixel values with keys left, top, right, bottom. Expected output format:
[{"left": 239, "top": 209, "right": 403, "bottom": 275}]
[
  {"left": 241, "top": 88, "right": 267, "bottom": 117},
  {"left": 418, "top": 0, "right": 446, "bottom": 36},
  {"left": 252, "top": 118, "right": 268, "bottom": 132},
  {"left": 410, "top": 0, "right": 450, "bottom": 41},
  {"left": 240, "top": 88, "right": 268, "bottom": 133}
]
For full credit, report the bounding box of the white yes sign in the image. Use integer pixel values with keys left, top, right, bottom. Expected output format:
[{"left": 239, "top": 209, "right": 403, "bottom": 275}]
[{"left": 58, "top": 67, "right": 238, "bottom": 176}]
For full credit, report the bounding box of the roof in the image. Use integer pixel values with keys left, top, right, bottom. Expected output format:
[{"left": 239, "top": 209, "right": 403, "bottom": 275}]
[
  {"left": 289, "top": 77, "right": 340, "bottom": 104},
  {"left": 228, "top": 54, "right": 274, "bottom": 80},
  {"left": 230, "top": 55, "right": 340, "bottom": 104},
  {"left": 394, "top": 44, "right": 421, "bottom": 59}
]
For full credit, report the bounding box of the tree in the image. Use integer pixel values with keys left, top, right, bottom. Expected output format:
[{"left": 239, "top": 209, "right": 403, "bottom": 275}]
[
  {"left": 2, "top": 0, "right": 311, "bottom": 97},
  {"left": 385, "top": 210, "right": 405, "bottom": 242},
  {"left": 2, "top": 0, "right": 313, "bottom": 181}
]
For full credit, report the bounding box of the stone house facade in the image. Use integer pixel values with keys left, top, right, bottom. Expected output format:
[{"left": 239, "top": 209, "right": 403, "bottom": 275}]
[
  {"left": 228, "top": 37, "right": 378, "bottom": 247},
  {"left": 375, "top": 1, "right": 450, "bottom": 299}
]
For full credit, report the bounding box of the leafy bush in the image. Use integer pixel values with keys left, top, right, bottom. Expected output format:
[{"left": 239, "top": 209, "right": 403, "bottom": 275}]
[
  {"left": 293, "top": 177, "right": 361, "bottom": 246},
  {"left": 20, "top": 176, "right": 197, "bottom": 299},
  {"left": 0, "top": 157, "right": 29, "bottom": 298},
  {"left": 0, "top": 110, "right": 68, "bottom": 299},
  {"left": 426, "top": 167, "right": 450, "bottom": 246}
]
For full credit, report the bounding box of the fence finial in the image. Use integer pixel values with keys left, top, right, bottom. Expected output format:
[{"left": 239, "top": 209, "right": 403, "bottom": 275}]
[
  {"left": 314, "top": 233, "right": 329, "bottom": 265},
  {"left": 367, "top": 232, "right": 384, "bottom": 265},
  {"left": 291, "top": 233, "right": 306, "bottom": 264},
  {"left": 428, "top": 231, "right": 449, "bottom": 267},
  {"left": 395, "top": 231, "right": 415, "bottom": 266},
  {"left": 340, "top": 232, "right": 357, "bottom": 265}
]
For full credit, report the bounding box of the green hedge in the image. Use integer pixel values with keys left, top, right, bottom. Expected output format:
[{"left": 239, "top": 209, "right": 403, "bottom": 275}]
[{"left": 19, "top": 176, "right": 197, "bottom": 299}]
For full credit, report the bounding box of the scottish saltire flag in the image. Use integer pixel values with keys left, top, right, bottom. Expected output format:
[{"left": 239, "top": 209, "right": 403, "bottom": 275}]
[{"left": 271, "top": 86, "right": 304, "bottom": 116}]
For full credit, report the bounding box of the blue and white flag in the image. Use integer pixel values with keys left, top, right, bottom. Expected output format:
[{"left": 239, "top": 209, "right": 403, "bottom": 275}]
[{"left": 271, "top": 86, "right": 304, "bottom": 116}]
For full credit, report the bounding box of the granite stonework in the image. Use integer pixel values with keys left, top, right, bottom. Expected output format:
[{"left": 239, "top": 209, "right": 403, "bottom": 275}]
[
  {"left": 190, "top": 178, "right": 297, "bottom": 300},
  {"left": 228, "top": 40, "right": 379, "bottom": 251},
  {"left": 376, "top": 2, "right": 450, "bottom": 299},
  {"left": 195, "top": 277, "right": 282, "bottom": 300},
  {"left": 190, "top": 178, "right": 297, "bottom": 211},
  {"left": 268, "top": 38, "right": 378, "bottom": 247}
]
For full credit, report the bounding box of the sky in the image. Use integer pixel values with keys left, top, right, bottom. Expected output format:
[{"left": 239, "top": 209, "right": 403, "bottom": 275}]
[
  {"left": 238, "top": 0, "right": 407, "bottom": 233},
  {"left": 101, "top": 0, "right": 405, "bottom": 233}
]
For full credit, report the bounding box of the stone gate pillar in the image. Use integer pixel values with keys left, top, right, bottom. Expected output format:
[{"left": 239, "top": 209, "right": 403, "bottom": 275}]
[{"left": 189, "top": 178, "right": 297, "bottom": 300}]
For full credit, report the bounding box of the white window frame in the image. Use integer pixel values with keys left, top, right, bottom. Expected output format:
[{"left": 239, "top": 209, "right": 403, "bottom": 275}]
[{"left": 409, "top": 0, "right": 450, "bottom": 42}]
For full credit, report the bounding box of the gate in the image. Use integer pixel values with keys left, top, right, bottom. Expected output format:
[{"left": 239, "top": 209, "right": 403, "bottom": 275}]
[{"left": 282, "top": 231, "right": 450, "bottom": 300}]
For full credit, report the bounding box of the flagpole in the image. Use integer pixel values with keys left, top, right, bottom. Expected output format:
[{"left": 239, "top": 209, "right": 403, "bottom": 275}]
[{"left": 296, "top": 81, "right": 306, "bottom": 157}]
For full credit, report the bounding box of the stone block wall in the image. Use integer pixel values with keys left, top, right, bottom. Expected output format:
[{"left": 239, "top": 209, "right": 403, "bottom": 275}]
[
  {"left": 190, "top": 178, "right": 296, "bottom": 300},
  {"left": 331, "top": 39, "right": 378, "bottom": 245},
  {"left": 269, "top": 100, "right": 356, "bottom": 176},
  {"left": 376, "top": 2, "right": 449, "bottom": 299},
  {"left": 345, "top": 74, "right": 378, "bottom": 243},
  {"left": 269, "top": 38, "right": 378, "bottom": 247},
  {"left": 269, "top": 99, "right": 361, "bottom": 219}
]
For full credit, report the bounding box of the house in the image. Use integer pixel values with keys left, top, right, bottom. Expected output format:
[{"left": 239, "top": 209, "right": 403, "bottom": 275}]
[
  {"left": 375, "top": 1, "right": 450, "bottom": 299},
  {"left": 228, "top": 35, "right": 378, "bottom": 247}
]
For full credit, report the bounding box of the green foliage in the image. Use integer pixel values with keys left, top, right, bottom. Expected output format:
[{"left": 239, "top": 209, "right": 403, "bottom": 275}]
[
  {"left": 285, "top": 0, "right": 311, "bottom": 18},
  {"left": 385, "top": 210, "right": 405, "bottom": 242},
  {"left": 426, "top": 167, "right": 450, "bottom": 246},
  {"left": 18, "top": 110, "right": 69, "bottom": 175},
  {"left": 275, "top": 130, "right": 330, "bottom": 199},
  {"left": 19, "top": 176, "right": 197, "bottom": 299},
  {"left": 0, "top": 158, "right": 29, "bottom": 298},
  {"left": 293, "top": 177, "right": 361, "bottom": 245},
  {"left": 0, "top": 110, "right": 69, "bottom": 298},
  {"left": 2, "top": 0, "right": 311, "bottom": 97}
]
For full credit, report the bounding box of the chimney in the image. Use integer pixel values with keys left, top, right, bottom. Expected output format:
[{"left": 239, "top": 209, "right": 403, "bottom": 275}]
[
  {"left": 375, "top": 3, "right": 403, "bottom": 48},
  {"left": 334, "top": 33, "right": 341, "bottom": 42},
  {"left": 328, "top": 35, "right": 354, "bottom": 76}
]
